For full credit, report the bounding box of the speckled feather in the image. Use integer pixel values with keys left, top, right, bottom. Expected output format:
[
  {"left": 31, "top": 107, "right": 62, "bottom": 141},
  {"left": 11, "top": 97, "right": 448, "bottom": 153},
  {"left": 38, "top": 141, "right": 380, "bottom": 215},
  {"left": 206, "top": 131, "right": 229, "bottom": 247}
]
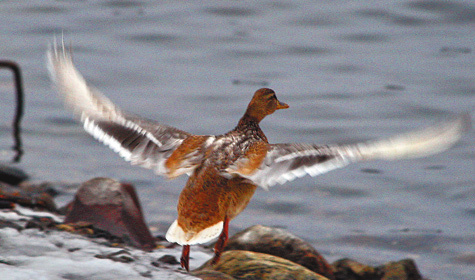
[{"left": 48, "top": 41, "right": 470, "bottom": 250}]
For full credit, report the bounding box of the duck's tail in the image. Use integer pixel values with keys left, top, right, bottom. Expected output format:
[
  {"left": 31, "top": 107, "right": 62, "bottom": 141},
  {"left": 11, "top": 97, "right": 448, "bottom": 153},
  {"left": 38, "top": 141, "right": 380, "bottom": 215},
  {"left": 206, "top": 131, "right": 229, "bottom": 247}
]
[{"left": 165, "top": 220, "right": 223, "bottom": 245}]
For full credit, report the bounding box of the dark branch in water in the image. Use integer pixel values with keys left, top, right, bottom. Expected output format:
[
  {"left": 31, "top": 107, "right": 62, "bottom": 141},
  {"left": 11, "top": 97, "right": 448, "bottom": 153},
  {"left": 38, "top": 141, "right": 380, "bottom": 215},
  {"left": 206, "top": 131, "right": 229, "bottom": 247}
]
[{"left": 0, "top": 60, "right": 24, "bottom": 162}]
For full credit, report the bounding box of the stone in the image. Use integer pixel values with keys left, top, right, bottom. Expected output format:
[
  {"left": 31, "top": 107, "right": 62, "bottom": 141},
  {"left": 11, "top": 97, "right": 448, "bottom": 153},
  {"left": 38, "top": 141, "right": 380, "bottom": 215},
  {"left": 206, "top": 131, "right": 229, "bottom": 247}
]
[
  {"left": 192, "top": 270, "right": 237, "bottom": 280},
  {"left": 64, "top": 177, "right": 155, "bottom": 251},
  {"left": 378, "top": 259, "right": 422, "bottom": 280},
  {"left": 0, "top": 199, "right": 14, "bottom": 209},
  {"left": 157, "top": 254, "right": 180, "bottom": 265},
  {"left": 197, "top": 250, "right": 330, "bottom": 280},
  {"left": 0, "top": 219, "right": 22, "bottom": 230},
  {"left": 25, "top": 216, "right": 56, "bottom": 230},
  {"left": 332, "top": 258, "right": 379, "bottom": 280},
  {"left": 224, "top": 225, "right": 335, "bottom": 279},
  {"left": 18, "top": 181, "right": 62, "bottom": 197},
  {"left": 0, "top": 164, "right": 28, "bottom": 185},
  {"left": 95, "top": 249, "right": 135, "bottom": 263},
  {"left": 0, "top": 182, "right": 56, "bottom": 212},
  {"left": 332, "top": 258, "right": 424, "bottom": 280}
]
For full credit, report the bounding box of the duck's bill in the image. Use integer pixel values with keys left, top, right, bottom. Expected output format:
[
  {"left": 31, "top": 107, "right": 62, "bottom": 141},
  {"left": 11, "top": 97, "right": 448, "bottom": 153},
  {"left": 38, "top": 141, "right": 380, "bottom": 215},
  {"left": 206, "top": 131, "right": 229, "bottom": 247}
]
[{"left": 277, "top": 101, "right": 289, "bottom": 110}]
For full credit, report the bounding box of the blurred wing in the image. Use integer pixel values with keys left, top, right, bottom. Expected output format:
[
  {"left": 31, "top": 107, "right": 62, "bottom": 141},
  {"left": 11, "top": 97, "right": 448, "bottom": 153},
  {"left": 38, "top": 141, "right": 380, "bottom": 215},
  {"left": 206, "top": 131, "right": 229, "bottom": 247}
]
[
  {"left": 244, "top": 114, "right": 470, "bottom": 189},
  {"left": 47, "top": 41, "right": 193, "bottom": 176}
]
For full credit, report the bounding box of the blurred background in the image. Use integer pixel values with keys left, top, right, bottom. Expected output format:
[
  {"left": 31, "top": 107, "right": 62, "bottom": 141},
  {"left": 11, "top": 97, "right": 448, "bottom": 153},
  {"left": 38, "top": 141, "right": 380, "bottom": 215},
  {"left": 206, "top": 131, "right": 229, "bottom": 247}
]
[{"left": 0, "top": 1, "right": 473, "bottom": 279}]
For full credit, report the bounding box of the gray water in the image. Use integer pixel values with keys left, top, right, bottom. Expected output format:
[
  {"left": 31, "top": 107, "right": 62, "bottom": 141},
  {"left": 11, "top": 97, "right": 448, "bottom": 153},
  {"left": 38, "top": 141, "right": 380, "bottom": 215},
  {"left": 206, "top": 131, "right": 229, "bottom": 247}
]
[{"left": 1, "top": 1, "right": 474, "bottom": 279}]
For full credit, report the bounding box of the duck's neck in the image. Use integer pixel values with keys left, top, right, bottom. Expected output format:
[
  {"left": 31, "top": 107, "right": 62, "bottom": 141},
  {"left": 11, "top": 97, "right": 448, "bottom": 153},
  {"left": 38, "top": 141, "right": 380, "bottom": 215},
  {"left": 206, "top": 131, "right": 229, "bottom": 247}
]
[
  {"left": 237, "top": 113, "right": 260, "bottom": 129},
  {"left": 235, "top": 114, "right": 268, "bottom": 142}
]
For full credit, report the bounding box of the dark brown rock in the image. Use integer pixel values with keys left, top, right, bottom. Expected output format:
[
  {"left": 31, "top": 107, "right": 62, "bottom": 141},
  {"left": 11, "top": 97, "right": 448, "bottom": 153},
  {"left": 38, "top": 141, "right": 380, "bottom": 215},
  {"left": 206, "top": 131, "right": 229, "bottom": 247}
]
[
  {"left": 378, "top": 259, "right": 422, "bottom": 280},
  {"left": 0, "top": 164, "right": 28, "bottom": 185},
  {"left": 25, "top": 217, "right": 57, "bottom": 230},
  {"left": 192, "top": 270, "right": 237, "bottom": 280},
  {"left": 0, "top": 183, "right": 56, "bottom": 212},
  {"left": 0, "top": 219, "right": 23, "bottom": 230},
  {"left": 332, "top": 258, "right": 379, "bottom": 280},
  {"left": 197, "top": 250, "right": 330, "bottom": 280},
  {"left": 94, "top": 249, "right": 134, "bottom": 263},
  {"left": 65, "top": 177, "right": 155, "bottom": 251},
  {"left": 0, "top": 200, "right": 15, "bottom": 209},
  {"left": 18, "top": 181, "right": 62, "bottom": 198},
  {"left": 157, "top": 254, "right": 180, "bottom": 265},
  {"left": 224, "top": 225, "right": 335, "bottom": 279},
  {"left": 332, "top": 258, "right": 423, "bottom": 280}
]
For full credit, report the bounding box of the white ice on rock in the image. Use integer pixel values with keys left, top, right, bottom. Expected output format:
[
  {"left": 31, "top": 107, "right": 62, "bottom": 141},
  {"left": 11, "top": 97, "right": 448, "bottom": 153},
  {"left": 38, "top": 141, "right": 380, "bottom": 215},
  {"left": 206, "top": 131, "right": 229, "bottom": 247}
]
[{"left": 0, "top": 209, "right": 210, "bottom": 280}]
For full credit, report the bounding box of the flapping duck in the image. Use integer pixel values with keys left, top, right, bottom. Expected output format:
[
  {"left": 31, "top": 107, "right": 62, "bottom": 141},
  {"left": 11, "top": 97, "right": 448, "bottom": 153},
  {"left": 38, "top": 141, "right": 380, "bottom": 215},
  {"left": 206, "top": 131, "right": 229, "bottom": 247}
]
[{"left": 48, "top": 42, "right": 470, "bottom": 271}]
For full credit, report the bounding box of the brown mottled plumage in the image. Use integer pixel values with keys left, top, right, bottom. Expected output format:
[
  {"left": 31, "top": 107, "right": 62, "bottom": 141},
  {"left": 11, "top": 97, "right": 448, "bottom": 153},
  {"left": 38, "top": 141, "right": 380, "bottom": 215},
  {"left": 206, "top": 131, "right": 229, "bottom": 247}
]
[
  {"left": 168, "top": 88, "right": 288, "bottom": 269},
  {"left": 48, "top": 41, "right": 470, "bottom": 272}
]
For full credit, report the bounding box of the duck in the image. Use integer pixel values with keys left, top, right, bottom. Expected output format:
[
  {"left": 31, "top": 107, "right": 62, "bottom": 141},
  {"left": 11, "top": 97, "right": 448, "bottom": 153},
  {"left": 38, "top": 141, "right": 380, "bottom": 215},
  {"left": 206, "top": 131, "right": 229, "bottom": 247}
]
[{"left": 47, "top": 41, "right": 470, "bottom": 271}]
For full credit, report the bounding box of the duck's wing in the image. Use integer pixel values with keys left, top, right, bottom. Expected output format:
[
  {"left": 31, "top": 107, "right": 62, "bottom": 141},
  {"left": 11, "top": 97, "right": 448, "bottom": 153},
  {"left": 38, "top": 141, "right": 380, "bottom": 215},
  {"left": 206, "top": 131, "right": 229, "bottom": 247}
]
[
  {"left": 242, "top": 114, "right": 470, "bottom": 189},
  {"left": 47, "top": 41, "right": 193, "bottom": 177}
]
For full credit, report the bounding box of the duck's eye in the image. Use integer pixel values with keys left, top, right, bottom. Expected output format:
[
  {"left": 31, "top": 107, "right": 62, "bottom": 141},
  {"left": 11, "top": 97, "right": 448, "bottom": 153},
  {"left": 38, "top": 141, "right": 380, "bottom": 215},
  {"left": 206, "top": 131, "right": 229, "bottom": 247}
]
[{"left": 267, "top": 94, "right": 276, "bottom": 100}]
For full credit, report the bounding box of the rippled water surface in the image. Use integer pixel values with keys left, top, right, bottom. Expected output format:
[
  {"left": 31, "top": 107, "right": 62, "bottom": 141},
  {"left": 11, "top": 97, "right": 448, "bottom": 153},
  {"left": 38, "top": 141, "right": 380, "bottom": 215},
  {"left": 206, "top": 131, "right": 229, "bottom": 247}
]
[{"left": 1, "top": 1, "right": 473, "bottom": 279}]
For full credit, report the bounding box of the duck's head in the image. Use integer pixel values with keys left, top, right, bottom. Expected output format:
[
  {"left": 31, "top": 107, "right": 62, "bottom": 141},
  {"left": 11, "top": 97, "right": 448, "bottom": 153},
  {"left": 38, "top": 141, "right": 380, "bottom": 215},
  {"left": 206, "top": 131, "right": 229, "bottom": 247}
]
[{"left": 243, "top": 88, "right": 289, "bottom": 123}]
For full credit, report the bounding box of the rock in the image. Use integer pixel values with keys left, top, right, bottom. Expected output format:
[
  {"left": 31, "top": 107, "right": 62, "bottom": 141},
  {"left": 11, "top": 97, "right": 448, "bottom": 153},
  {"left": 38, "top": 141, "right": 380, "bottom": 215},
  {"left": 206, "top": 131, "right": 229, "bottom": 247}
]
[
  {"left": 378, "top": 259, "right": 422, "bottom": 280},
  {"left": 0, "top": 206, "right": 211, "bottom": 279},
  {"left": 25, "top": 216, "right": 57, "bottom": 230},
  {"left": 0, "top": 219, "right": 22, "bottom": 231},
  {"left": 157, "top": 254, "right": 180, "bottom": 265},
  {"left": 95, "top": 249, "right": 135, "bottom": 263},
  {"left": 192, "top": 270, "right": 237, "bottom": 280},
  {"left": 0, "top": 164, "right": 28, "bottom": 185},
  {"left": 332, "top": 258, "right": 423, "bottom": 280},
  {"left": 0, "top": 199, "right": 14, "bottom": 209},
  {"left": 18, "top": 181, "right": 62, "bottom": 197},
  {"left": 224, "top": 225, "right": 335, "bottom": 279},
  {"left": 151, "top": 255, "right": 180, "bottom": 268},
  {"left": 64, "top": 177, "right": 156, "bottom": 251},
  {"left": 197, "top": 250, "right": 330, "bottom": 280},
  {"left": 0, "top": 182, "right": 57, "bottom": 212},
  {"left": 332, "top": 258, "right": 378, "bottom": 280}
]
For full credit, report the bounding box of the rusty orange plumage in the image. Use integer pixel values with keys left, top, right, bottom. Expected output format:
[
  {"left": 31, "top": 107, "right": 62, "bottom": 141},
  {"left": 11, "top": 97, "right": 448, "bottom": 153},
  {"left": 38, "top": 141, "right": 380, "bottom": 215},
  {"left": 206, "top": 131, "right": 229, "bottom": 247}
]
[
  {"left": 48, "top": 41, "right": 470, "bottom": 272},
  {"left": 166, "top": 88, "right": 288, "bottom": 269}
]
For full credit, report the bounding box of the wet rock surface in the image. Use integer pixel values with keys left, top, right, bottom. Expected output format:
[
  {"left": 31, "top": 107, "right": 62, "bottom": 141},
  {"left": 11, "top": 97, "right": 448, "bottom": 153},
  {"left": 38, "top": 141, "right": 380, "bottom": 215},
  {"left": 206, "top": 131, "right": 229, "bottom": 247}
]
[
  {"left": 157, "top": 254, "right": 180, "bottom": 265},
  {"left": 192, "top": 270, "right": 237, "bottom": 280},
  {"left": 0, "top": 164, "right": 28, "bottom": 185},
  {"left": 332, "top": 258, "right": 423, "bottom": 280},
  {"left": 0, "top": 176, "right": 426, "bottom": 280},
  {"left": 333, "top": 259, "right": 379, "bottom": 280},
  {"left": 223, "top": 224, "right": 335, "bottom": 279},
  {"left": 64, "top": 177, "right": 156, "bottom": 251},
  {"left": 197, "top": 250, "right": 330, "bottom": 280},
  {"left": 0, "top": 206, "right": 202, "bottom": 279},
  {"left": 0, "top": 181, "right": 57, "bottom": 212},
  {"left": 377, "top": 259, "right": 423, "bottom": 280}
]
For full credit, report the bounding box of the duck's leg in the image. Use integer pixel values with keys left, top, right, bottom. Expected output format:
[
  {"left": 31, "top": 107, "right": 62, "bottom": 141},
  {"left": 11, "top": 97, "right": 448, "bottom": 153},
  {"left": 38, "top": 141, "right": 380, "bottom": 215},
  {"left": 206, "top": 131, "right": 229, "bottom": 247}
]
[
  {"left": 180, "top": 245, "right": 190, "bottom": 271},
  {"left": 211, "top": 215, "right": 229, "bottom": 265}
]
